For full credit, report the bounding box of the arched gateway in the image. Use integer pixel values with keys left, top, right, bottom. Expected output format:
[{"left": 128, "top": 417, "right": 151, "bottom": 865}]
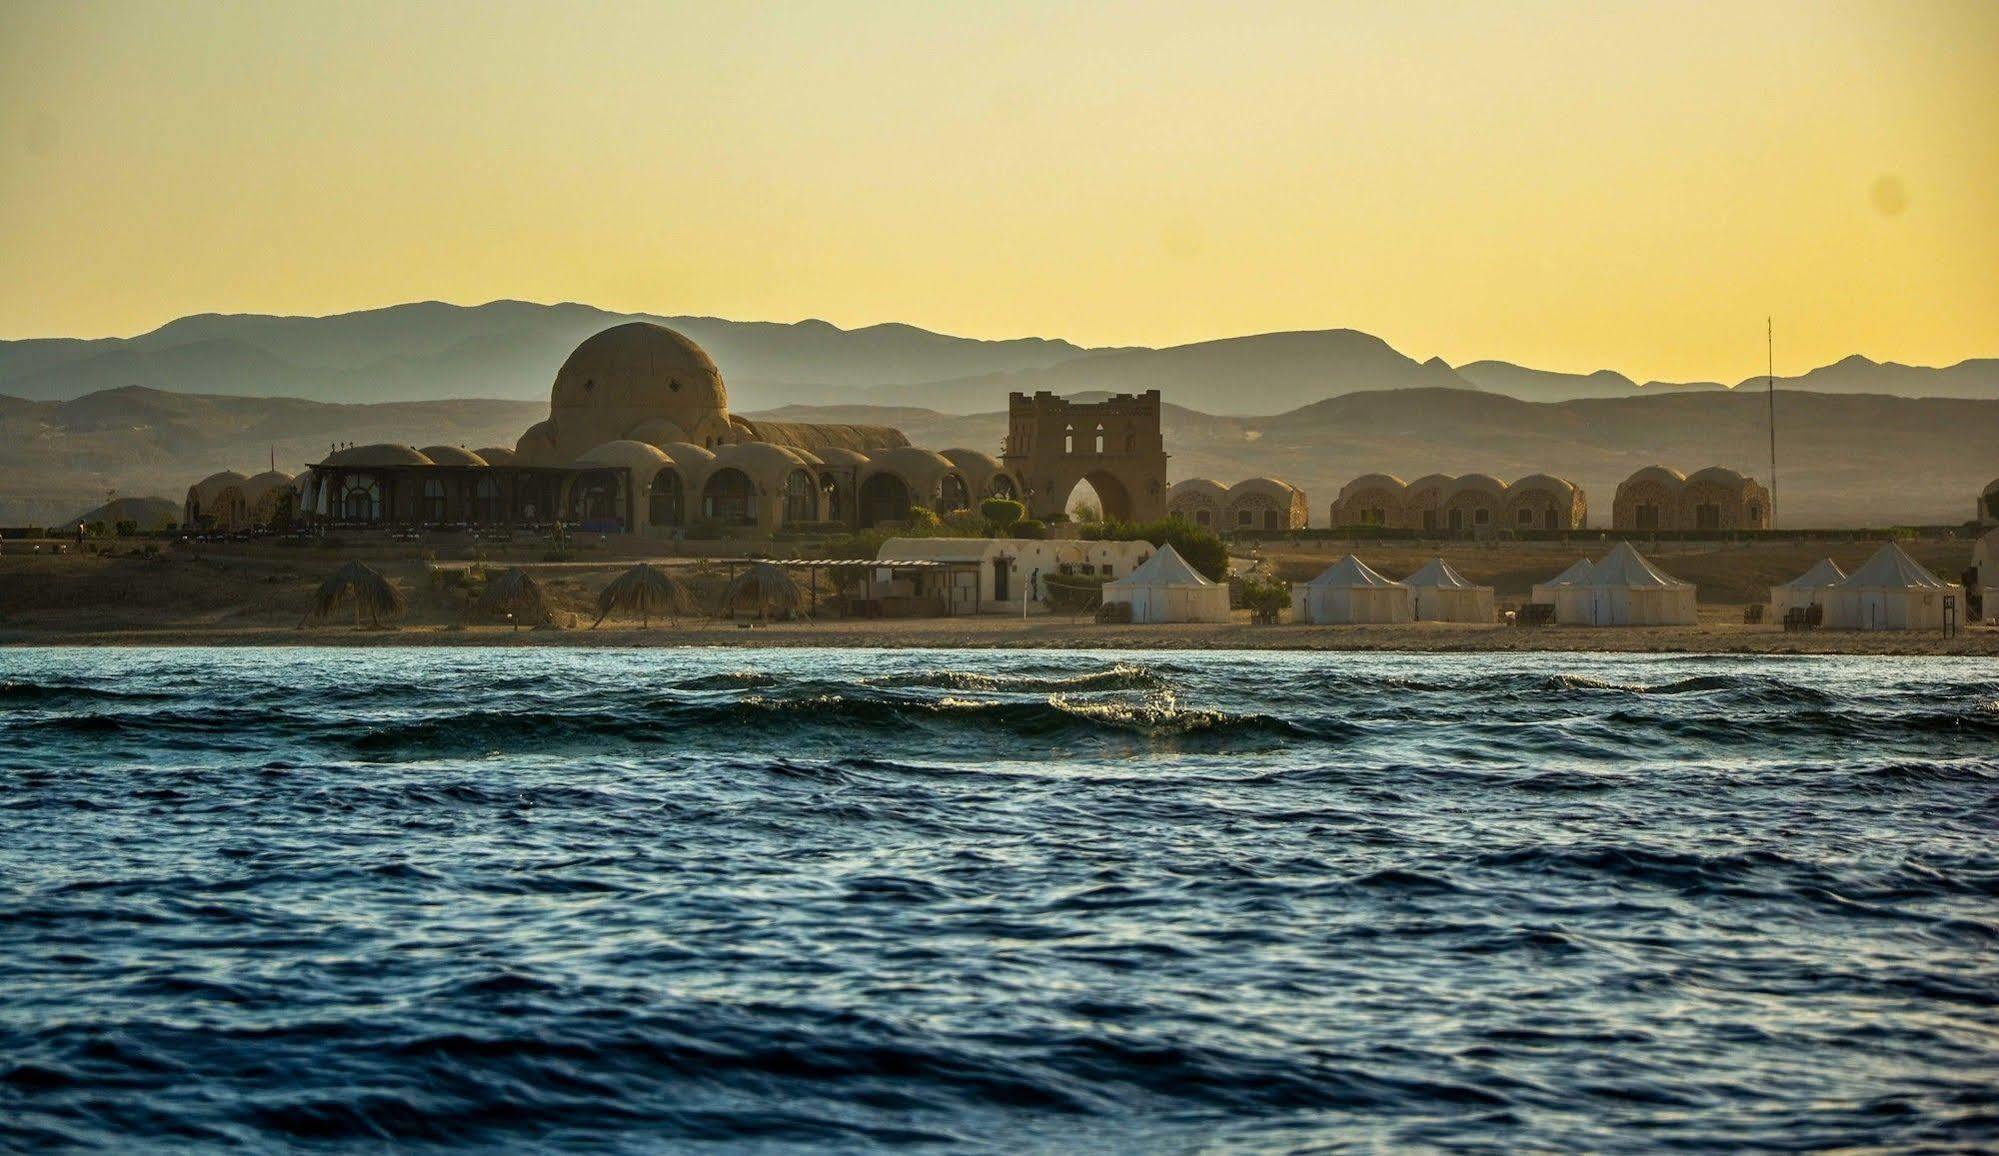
[{"left": 1000, "top": 390, "right": 1168, "bottom": 523}]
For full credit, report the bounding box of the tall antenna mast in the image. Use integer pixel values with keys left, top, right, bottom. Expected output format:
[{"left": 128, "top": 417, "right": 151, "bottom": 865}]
[{"left": 1766, "top": 317, "right": 1777, "bottom": 529}]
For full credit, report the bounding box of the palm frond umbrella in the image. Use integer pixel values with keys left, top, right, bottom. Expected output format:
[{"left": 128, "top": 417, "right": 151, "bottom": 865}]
[
  {"left": 302, "top": 560, "right": 405, "bottom": 629},
  {"left": 479, "top": 566, "right": 550, "bottom": 630},
  {"left": 722, "top": 562, "right": 803, "bottom": 621},
  {"left": 592, "top": 562, "right": 692, "bottom": 629}
]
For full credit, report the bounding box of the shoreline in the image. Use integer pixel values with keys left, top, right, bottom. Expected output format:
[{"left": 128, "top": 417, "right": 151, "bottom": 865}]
[{"left": 5, "top": 617, "right": 1996, "bottom": 656}]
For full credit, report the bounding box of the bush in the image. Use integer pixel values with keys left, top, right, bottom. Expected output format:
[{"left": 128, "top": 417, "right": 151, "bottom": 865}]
[
  {"left": 822, "top": 527, "right": 896, "bottom": 560},
  {"left": 114, "top": 520, "right": 139, "bottom": 538},
  {"left": 1238, "top": 574, "right": 1290, "bottom": 622},
  {"left": 1081, "top": 518, "right": 1229, "bottom": 581},
  {"left": 905, "top": 506, "right": 943, "bottom": 534},
  {"left": 981, "top": 498, "right": 1025, "bottom": 529},
  {"left": 939, "top": 509, "right": 991, "bottom": 537},
  {"left": 1011, "top": 518, "right": 1047, "bottom": 540}
]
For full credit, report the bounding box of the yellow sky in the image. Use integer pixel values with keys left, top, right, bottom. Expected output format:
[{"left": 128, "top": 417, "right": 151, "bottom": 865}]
[{"left": 2, "top": 0, "right": 1993, "bottom": 382}]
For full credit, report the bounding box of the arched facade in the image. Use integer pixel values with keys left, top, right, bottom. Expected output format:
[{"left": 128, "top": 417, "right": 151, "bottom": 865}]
[
  {"left": 187, "top": 325, "right": 1156, "bottom": 537},
  {"left": 1166, "top": 479, "right": 1228, "bottom": 528},
  {"left": 1326, "top": 472, "right": 1588, "bottom": 531},
  {"left": 1001, "top": 390, "right": 1168, "bottom": 523},
  {"left": 1613, "top": 465, "right": 1770, "bottom": 531}
]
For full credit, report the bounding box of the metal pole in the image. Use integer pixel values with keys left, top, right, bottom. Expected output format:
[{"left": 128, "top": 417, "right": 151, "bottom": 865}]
[{"left": 1767, "top": 317, "right": 1778, "bottom": 529}]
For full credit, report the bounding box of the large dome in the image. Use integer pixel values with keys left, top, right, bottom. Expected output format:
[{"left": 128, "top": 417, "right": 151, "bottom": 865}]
[{"left": 549, "top": 322, "right": 728, "bottom": 441}]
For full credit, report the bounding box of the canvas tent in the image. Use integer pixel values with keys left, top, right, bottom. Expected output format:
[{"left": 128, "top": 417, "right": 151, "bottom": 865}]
[
  {"left": 1292, "top": 555, "right": 1414, "bottom": 624},
  {"left": 1770, "top": 558, "right": 1846, "bottom": 619},
  {"left": 1402, "top": 557, "right": 1495, "bottom": 622},
  {"left": 1975, "top": 528, "right": 1999, "bottom": 623},
  {"left": 1100, "top": 543, "right": 1231, "bottom": 623},
  {"left": 1822, "top": 542, "right": 1960, "bottom": 631},
  {"left": 1531, "top": 558, "right": 1593, "bottom": 606},
  {"left": 1553, "top": 542, "right": 1698, "bottom": 626}
]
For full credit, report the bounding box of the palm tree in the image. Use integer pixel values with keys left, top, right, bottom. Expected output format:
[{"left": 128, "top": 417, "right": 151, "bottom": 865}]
[
  {"left": 722, "top": 562, "right": 803, "bottom": 621},
  {"left": 592, "top": 562, "right": 692, "bottom": 629},
  {"left": 478, "top": 566, "right": 550, "bottom": 630},
  {"left": 303, "top": 560, "right": 405, "bottom": 629}
]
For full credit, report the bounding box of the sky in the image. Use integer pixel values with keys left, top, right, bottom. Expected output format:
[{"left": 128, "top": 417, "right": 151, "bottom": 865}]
[{"left": 1, "top": 0, "right": 1994, "bottom": 382}]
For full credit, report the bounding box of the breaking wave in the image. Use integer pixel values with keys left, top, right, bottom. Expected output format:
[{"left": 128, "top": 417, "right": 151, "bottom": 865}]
[{"left": 2, "top": 646, "right": 1996, "bottom": 1151}]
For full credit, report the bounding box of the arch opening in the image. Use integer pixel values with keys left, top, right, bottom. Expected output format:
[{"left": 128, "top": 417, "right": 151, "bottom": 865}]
[
  {"left": 859, "top": 473, "right": 912, "bottom": 528},
  {"left": 1064, "top": 472, "right": 1134, "bottom": 522},
  {"left": 783, "top": 469, "right": 818, "bottom": 523},
  {"left": 702, "top": 467, "right": 757, "bottom": 526}
]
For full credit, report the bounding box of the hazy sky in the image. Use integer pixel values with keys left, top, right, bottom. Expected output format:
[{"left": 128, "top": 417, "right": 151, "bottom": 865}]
[{"left": 2, "top": 0, "right": 1993, "bottom": 381}]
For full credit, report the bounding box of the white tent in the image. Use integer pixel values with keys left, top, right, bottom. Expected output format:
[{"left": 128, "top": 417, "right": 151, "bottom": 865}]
[
  {"left": 1770, "top": 558, "right": 1846, "bottom": 620},
  {"left": 1402, "top": 557, "right": 1495, "bottom": 622},
  {"left": 1822, "top": 542, "right": 1960, "bottom": 631},
  {"left": 1292, "top": 555, "right": 1413, "bottom": 624},
  {"left": 1100, "top": 543, "right": 1231, "bottom": 623},
  {"left": 1553, "top": 542, "right": 1698, "bottom": 626},
  {"left": 1530, "top": 557, "right": 1593, "bottom": 605},
  {"left": 1976, "top": 528, "right": 1999, "bottom": 623}
]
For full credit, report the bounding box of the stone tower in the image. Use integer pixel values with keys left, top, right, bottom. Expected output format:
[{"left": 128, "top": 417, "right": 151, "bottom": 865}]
[{"left": 1000, "top": 390, "right": 1168, "bottom": 523}]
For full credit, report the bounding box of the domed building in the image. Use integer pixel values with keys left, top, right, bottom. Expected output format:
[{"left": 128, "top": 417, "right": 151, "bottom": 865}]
[
  {"left": 1166, "top": 477, "right": 1309, "bottom": 531},
  {"left": 1325, "top": 472, "right": 1586, "bottom": 531},
  {"left": 1611, "top": 465, "right": 1770, "bottom": 531},
  {"left": 196, "top": 323, "right": 1032, "bottom": 536}
]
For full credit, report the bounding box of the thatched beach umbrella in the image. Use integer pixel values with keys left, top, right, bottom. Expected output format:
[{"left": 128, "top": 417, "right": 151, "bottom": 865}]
[
  {"left": 722, "top": 562, "right": 803, "bottom": 621},
  {"left": 592, "top": 562, "right": 692, "bottom": 629},
  {"left": 303, "top": 560, "right": 405, "bottom": 629},
  {"left": 479, "top": 566, "right": 550, "bottom": 630}
]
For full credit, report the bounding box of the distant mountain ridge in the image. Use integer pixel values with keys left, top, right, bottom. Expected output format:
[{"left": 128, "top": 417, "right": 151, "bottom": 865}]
[{"left": 2, "top": 299, "right": 1994, "bottom": 413}]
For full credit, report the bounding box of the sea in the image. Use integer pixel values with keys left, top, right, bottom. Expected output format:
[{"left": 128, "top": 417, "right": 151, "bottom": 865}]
[{"left": 1, "top": 646, "right": 1996, "bottom": 1152}]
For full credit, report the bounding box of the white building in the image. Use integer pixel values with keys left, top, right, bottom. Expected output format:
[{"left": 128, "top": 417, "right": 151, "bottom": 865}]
[{"left": 878, "top": 537, "right": 1157, "bottom": 613}]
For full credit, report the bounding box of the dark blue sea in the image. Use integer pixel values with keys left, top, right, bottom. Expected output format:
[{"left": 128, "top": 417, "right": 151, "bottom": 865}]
[{"left": 2, "top": 647, "right": 1996, "bottom": 1152}]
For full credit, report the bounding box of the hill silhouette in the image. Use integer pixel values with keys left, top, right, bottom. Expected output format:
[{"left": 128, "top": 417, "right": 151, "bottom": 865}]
[{"left": 4, "top": 300, "right": 1993, "bottom": 414}]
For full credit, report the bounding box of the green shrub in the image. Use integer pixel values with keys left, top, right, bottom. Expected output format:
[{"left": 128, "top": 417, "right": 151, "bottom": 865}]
[
  {"left": 114, "top": 520, "right": 139, "bottom": 538},
  {"left": 1081, "top": 518, "right": 1229, "bottom": 581},
  {"left": 906, "top": 506, "right": 943, "bottom": 534},
  {"left": 939, "top": 509, "right": 991, "bottom": 537},
  {"left": 981, "top": 498, "right": 1025, "bottom": 528},
  {"left": 1011, "top": 518, "right": 1047, "bottom": 540},
  {"left": 1238, "top": 573, "right": 1290, "bottom": 621}
]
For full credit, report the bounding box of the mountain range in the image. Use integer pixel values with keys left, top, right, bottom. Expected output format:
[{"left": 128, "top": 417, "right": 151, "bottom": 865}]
[{"left": 3, "top": 300, "right": 1994, "bottom": 413}]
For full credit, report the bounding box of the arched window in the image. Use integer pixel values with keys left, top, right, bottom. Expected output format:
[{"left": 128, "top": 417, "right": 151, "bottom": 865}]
[
  {"left": 987, "top": 474, "right": 1018, "bottom": 500},
  {"left": 820, "top": 472, "right": 843, "bottom": 521},
  {"left": 421, "top": 477, "right": 447, "bottom": 523},
  {"left": 858, "top": 473, "right": 912, "bottom": 528},
  {"left": 1238, "top": 508, "right": 1254, "bottom": 527},
  {"left": 341, "top": 477, "right": 381, "bottom": 522},
  {"left": 783, "top": 469, "right": 817, "bottom": 523},
  {"left": 473, "top": 476, "right": 502, "bottom": 524},
  {"left": 702, "top": 467, "right": 756, "bottom": 525},
  {"left": 649, "top": 469, "right": 683, "bottom": 526},
  {"left": 1195, "top": 508, "right": 1211, "bottom": 527},
  {"left": 939, "top": 473, "right": 970, "bottom": 512},
  {"left": 1264, "top": 509, "right": 1281, "bottom": 530},
  {"left": 1093, "top": 424, "right": 1105, "bottom": 454},
  {"left": 1063, "top": 425, "right": 1075, "bottom": 455}
]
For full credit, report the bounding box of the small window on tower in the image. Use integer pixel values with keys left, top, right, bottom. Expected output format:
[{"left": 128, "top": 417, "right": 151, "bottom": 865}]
[
  {"left": 582, "top": 378, "right": 595, "bottom": 392},
  {"left": 669, "top": 378, "right": 682, "bottom": 393}
]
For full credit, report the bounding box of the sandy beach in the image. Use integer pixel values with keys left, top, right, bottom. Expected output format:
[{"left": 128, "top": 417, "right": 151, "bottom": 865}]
[{"left": 3, "top": 543, "right": 1993, "bottom": 655}]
